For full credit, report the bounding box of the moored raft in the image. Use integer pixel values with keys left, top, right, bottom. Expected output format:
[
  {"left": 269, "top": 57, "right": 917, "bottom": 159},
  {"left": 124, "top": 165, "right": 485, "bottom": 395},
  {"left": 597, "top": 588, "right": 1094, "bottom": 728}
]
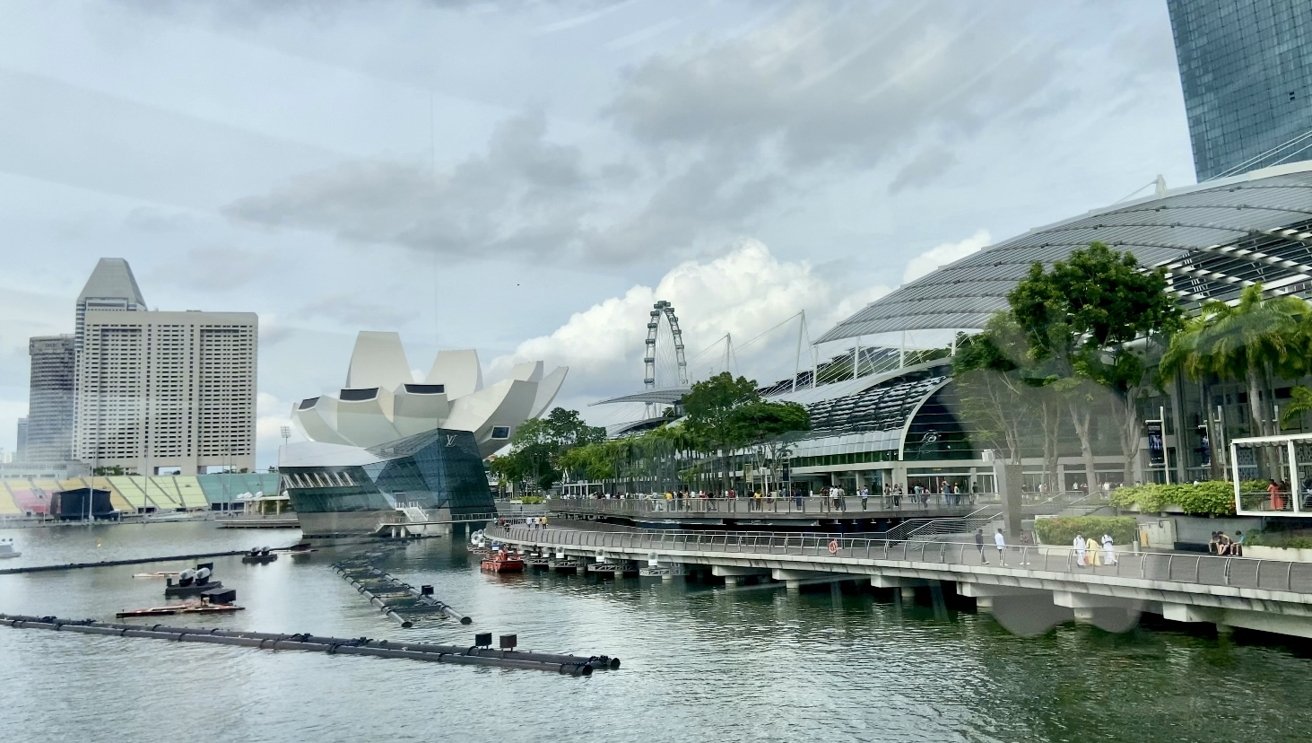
[{"left": 116, "top": 601, "right": 245, "bottom": 618}]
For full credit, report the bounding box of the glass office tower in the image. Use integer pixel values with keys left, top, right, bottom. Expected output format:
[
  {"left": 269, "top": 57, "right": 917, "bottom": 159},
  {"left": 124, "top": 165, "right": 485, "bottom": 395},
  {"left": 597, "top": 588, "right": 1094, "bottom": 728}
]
[{"left": 1167, "top": 0, "right": 1312, "bottom": 180}]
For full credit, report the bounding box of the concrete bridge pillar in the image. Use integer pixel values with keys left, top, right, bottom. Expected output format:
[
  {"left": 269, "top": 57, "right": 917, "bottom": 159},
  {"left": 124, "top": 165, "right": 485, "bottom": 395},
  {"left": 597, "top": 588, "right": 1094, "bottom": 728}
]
[
  {"left": 772, "top": 568, "right": 843, "bottom": 592},
  {"left": 712, "top": 565, "right": 768, "bottom": 588},
  {"left": 869, "top": 575, "right": 928, "bottom": 602},
  {"left": 956, "top": 583, "right": 1047, "bottom": 613},
  {"left": 1053, "top": 591, "right": 1143, "bottom": 632}
]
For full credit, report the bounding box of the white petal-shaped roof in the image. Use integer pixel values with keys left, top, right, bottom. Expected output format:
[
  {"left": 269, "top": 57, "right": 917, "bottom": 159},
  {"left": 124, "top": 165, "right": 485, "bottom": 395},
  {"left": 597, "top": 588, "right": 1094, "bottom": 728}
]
[
  {"left": 291, "top": 332, "right": 567, "bottom": 456},
  {"left": 529, "top": 366, "right": 568, "bottom": 419},
  {"left": 347, "top": 331, "right": 412, "bottom": 390},
  {"left": 426, "top": 349, "right": 482, "bottom": 398},
  {"left": 392, "top": 384, "right": 452, "bottom": 437}
]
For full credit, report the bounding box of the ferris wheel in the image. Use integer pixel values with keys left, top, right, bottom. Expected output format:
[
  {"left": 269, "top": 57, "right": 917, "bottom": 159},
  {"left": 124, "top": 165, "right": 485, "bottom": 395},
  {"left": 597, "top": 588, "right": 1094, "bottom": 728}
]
[{"left": 643, "top": 300, "right": 689, "bottom": 391}]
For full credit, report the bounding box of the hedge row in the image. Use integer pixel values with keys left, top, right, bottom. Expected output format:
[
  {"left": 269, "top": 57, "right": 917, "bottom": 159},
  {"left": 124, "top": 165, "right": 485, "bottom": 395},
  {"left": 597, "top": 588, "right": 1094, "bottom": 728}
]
[
  {"left": 1033, "top": 516, "right": 1138, "bottom": 546},
  {"left": 1107, "top": 480, "right": 1252, "bottom": 516},
  {"left": 1247, "top": 531, "right": 1312, "bottom": 550}
]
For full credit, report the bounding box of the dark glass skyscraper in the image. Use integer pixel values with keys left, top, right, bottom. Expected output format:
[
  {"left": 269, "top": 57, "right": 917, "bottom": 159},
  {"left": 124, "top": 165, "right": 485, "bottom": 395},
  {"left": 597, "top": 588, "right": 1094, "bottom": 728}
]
[{"left": 1167, "top": 0, "right": 1312, "bottom": 180}]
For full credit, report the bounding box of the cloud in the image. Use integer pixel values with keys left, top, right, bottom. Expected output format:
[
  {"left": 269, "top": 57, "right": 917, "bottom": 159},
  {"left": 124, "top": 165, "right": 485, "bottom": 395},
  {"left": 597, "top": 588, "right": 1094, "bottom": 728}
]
[
  {"left": 902, "top": 229, "right": 991, "bottom": 285},
  {"left": 607, "top": 3, "right": 1066, "bottom": 168},
  {"left": 294, "top": 295, "right": 412, "bottom": 330},
  {"left": 889, "top": 148, "right": 959, "bottom": 193},
  {"left": 224, "top": 111, "right": 602, "bottom": 262},
  {"left": 491, "top": 238, "right": 893, "bottom": 422}
]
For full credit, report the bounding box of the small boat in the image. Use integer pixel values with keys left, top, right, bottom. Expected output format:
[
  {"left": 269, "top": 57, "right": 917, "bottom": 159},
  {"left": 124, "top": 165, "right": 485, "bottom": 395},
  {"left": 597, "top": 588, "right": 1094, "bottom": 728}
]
[
  {"left": 164, "top": 565, "right": 222, "bottom": 598},
  {"left": 117, "top": 600, "right": 244, "bottom": 618},
  {"left": 132, "top": 571, "right": 181, "bottom": 579},
  {"left": 480, "top": 549, "right": 525, "bottom": 573},
  {"left": 241, "top": 547, "right": 279, "bottom": 564},
  {"left": 0, "top": 538, "right": 20, "bottom": 559}
]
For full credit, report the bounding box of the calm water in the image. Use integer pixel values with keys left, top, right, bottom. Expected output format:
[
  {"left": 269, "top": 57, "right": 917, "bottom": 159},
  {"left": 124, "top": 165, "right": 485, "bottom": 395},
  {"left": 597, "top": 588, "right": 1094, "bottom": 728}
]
[{"left": 1, "top": 522, "right": 1310, "bottom": 743}]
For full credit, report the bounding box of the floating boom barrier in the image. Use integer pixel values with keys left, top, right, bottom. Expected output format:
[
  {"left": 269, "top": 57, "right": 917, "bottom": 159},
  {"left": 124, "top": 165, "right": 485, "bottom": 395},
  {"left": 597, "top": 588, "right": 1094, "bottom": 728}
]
[
  {"left": 0, "top": 549, "right": 269, "bottom": 575},
  {"left": 0, "top": 614, "right": 611, "bottom": 676},
  {"left": 332, "top": 561, "right": 472, "bottom": 627}
]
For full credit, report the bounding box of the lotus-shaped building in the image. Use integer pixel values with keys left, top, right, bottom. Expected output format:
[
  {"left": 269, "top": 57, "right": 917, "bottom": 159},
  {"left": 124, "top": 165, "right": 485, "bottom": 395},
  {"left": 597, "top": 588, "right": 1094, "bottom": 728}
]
[
  {"left": 292, "top": 331, "right": 567, "bottom": 457},
  {"left": 281, "top": 332, "right": 566, "bottom": 538}
]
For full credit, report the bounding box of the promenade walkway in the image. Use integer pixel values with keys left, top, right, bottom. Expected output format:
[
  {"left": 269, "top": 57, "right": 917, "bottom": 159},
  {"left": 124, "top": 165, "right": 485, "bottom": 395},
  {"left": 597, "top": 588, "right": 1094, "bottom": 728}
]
[
  {"left": 547, "top": 492, "right": 1109, "bottom": 525},
  {"left": 487, "top": 524, "right": 1312, "bottom": 639}
]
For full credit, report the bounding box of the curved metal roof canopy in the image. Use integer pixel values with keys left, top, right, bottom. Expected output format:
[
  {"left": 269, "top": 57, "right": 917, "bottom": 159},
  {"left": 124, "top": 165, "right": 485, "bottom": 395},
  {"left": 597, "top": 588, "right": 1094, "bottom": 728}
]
[{"left": 819, "top": 162, "right": 1312, "bottom": 342}]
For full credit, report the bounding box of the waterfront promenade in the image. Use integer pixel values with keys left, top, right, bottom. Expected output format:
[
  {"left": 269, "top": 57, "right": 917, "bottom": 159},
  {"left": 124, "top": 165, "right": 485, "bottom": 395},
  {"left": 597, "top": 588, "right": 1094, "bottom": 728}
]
[
  {"left": 487, "top": 524, "right": 1312, "bottom": 639},
  {"left": 547, "top": 492, "right": 1105, "bottom": 527}
]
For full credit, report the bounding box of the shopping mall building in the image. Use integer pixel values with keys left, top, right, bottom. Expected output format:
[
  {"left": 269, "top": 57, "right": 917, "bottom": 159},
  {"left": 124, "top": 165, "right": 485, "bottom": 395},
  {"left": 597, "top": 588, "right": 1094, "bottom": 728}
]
[{"left": 725, "top": 162, "right": 1312, "bottom": 500}]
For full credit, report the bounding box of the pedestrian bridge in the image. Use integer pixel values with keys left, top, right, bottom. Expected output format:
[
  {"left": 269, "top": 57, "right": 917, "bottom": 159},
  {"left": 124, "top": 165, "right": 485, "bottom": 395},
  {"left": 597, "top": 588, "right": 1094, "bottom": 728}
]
[{"left": 485, "top": 525, "right": 1312, "bottom": 639}]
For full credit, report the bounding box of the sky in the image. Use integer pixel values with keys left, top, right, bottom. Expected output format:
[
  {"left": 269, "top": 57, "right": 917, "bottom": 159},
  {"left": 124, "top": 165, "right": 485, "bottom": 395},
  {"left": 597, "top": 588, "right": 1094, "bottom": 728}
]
[{"left": 0, "top": 0, "right": 1197, "bottom": 469}]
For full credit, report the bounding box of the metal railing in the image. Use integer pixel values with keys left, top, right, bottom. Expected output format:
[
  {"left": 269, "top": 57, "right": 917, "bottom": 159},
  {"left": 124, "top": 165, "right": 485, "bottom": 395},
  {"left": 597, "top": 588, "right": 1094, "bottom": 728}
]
[
  {"left": 486, "top": 525, "right": 1312, "bottom": 595},
  {"left": 902, "top": 505, "right": 1003, "bottom": 541},
  {"left": 547, "top": 495, "right": 986, "bottom": 518}
]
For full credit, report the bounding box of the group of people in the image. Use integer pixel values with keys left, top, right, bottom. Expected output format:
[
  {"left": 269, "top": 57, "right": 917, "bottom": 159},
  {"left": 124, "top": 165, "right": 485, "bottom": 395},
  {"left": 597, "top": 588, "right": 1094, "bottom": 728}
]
[
  {"left": 1072, "top": 533, "right": 1118, "bottom": 567},
  {"left": 1208, "top": 530, "right": 1244, "bottom": 556},
  {"left": 498, "top": 516, "right": 547, "bottom": 529}
]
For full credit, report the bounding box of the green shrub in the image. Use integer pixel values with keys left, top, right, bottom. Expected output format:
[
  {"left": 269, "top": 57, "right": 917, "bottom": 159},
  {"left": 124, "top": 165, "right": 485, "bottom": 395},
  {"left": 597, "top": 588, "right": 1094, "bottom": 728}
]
[
  {"left": 1108, "top": 481, "right": 1239, "bottom": 516},
  {"left": 518, "top": 495, "right": 545, "bottom": 505},
  {"left": 1247, "top": 531, "right": 1312, "bottom": 550},
  {"left": 1033, "top": 516, "right": 1138, "bottom": 546}
]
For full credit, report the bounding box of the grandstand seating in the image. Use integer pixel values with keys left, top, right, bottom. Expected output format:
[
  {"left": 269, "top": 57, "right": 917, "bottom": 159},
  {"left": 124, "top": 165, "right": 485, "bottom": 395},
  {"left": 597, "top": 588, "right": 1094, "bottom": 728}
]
[{"left": 0, "top": 473, "right": 281, "bottom": 516}]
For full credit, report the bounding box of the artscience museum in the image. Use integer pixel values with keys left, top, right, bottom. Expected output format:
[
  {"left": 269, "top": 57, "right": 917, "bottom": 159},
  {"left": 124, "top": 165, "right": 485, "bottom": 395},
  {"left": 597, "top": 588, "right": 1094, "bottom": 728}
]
[{"left": 282, "top": 331, "right": 567, "bottom": 537}]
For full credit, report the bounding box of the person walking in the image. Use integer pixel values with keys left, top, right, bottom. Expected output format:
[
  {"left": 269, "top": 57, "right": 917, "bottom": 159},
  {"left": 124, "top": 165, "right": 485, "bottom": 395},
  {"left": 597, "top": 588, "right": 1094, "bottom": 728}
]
[
  {"left": 1101, "top": 532, "right": 1117, "bottom": 565},
  {"left": 860, "top": 486, "right": 869, "bottom": 511},
  {"left": 1073, "top": 533, "right": 1087, "bottom": 567},
  {"left": 1085, "top": 534, "right": 1101, "bottom": 566},
  {"left": 994, "top": 528, "right": 1007, "bottom": 566},
  {"left": 975, "top": 528, "right": 988, "bottom": 564}
]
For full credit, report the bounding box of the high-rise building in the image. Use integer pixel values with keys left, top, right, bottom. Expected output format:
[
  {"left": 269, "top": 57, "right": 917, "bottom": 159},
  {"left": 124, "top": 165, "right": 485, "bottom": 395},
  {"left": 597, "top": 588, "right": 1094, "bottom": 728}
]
[
  {"left": 74, "top": 309, "right": 258, "bottom": 475},
  {"left": 1167, "top": 0, "right": 1312, "bottom": 180},
  {"left": 15, "top": 417, "right": 27, "bottom": 461},
  {"left": 25, "top": 335, "right": 75, "bottom": 463},
  {"left": 75, "top": 257, "right": 147, "bottom": 350}
]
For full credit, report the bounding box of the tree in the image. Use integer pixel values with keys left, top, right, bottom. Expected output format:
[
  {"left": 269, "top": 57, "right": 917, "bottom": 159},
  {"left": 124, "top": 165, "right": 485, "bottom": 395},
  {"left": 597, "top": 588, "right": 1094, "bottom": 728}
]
[
  {"left": 1164, "top": 283, "right": 1312, "bottom": 442},
  {"left": 682, "top": 372, "right": 761, "bottom": 492},
  {"left": 951, "top": 318, "right": 1028, "bottom": 465},
  {"left": 494, "top": 407, "right": 606, "bottom": 492},
  {"left": 732, "top": 400, "right": 810, "bottom": 494},
  {"left": 1008, "top": 242, "right": 1180, "bottom": 486}
]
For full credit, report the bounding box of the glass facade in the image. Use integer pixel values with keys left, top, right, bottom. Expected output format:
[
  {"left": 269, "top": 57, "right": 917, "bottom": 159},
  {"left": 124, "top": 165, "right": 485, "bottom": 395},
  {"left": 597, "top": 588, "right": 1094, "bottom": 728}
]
[
  {"left": 1168, "top": 0, "right": 1312, "bottom": 180},
  {"left": 282, "top": 429, "right": 494, "bottom": 515}
]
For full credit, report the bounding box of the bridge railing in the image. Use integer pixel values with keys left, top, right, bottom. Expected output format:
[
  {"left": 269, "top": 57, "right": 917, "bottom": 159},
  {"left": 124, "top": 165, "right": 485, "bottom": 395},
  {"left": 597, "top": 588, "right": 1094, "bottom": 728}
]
[
  {"left": 547, "top": 495, "right": 986, "bottom": 518},
  {"left": 487, "top": 525, "right": 1312, "bottom": 595}
]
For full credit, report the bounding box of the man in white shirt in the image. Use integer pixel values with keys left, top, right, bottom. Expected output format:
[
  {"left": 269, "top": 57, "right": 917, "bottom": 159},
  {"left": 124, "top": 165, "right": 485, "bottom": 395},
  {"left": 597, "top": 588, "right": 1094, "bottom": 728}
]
[
  {"left": 1101, "top": 533, "right": 1118, "bottom": 565},
  {"left": 994, "top": 528, "right": 1007, "bottom": 566}
]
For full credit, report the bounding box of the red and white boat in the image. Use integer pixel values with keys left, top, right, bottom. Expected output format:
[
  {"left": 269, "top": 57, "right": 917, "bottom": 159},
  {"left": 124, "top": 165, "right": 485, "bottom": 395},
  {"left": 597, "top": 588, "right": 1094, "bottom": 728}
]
[{"left": 480, "top": 549, "right": 525, "bottom": 573}]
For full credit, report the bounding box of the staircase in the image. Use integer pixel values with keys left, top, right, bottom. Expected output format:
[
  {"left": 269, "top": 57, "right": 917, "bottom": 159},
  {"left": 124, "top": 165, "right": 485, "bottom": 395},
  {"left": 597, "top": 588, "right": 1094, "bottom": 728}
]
[{"left": 905, "top": 505, "right": 1003, "bottom": 542}]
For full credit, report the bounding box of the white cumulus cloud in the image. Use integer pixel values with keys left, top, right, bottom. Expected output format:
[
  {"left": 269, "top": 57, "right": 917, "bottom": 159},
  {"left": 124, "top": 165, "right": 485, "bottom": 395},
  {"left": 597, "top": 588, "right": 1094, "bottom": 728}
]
[
  {"left": 492, "top": 238, "right": 892, "bottom": 425},
  {"left": 901, "top": 229, "right": 991, "bottom": 285}
]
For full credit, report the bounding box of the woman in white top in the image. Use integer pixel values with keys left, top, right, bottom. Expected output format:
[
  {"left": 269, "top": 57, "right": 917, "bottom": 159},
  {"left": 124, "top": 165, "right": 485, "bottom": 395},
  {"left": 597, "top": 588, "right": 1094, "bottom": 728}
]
[{"left": 1073, "top": 533, "right": 1086, "bottom": 567}]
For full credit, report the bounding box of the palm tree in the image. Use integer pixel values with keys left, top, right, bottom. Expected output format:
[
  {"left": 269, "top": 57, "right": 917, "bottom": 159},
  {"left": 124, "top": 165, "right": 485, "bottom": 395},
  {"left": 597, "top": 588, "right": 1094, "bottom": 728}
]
[{"left": 1163, "top": 283, "right": 1312, "bottom": 447}]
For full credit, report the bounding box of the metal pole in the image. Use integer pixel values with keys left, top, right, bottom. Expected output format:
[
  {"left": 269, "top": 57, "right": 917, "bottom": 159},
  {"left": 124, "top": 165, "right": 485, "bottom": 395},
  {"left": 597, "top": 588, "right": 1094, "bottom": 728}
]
[{"left": 1161, "top": 406, "right": 1171, "bottom": 485}]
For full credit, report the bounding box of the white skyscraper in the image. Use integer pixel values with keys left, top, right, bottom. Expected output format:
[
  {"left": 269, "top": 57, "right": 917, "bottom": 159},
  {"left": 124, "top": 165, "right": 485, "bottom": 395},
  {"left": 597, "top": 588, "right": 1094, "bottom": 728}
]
[{"left": 71, "top": 260, "right": 258, "bottom": 476}]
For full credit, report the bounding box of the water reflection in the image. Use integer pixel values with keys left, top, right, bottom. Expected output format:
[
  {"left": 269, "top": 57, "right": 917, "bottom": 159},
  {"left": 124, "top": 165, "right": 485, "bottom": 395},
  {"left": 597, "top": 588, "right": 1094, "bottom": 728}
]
[{"left": 1, "top": 526, "right": 1310, "bottom": 742}]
